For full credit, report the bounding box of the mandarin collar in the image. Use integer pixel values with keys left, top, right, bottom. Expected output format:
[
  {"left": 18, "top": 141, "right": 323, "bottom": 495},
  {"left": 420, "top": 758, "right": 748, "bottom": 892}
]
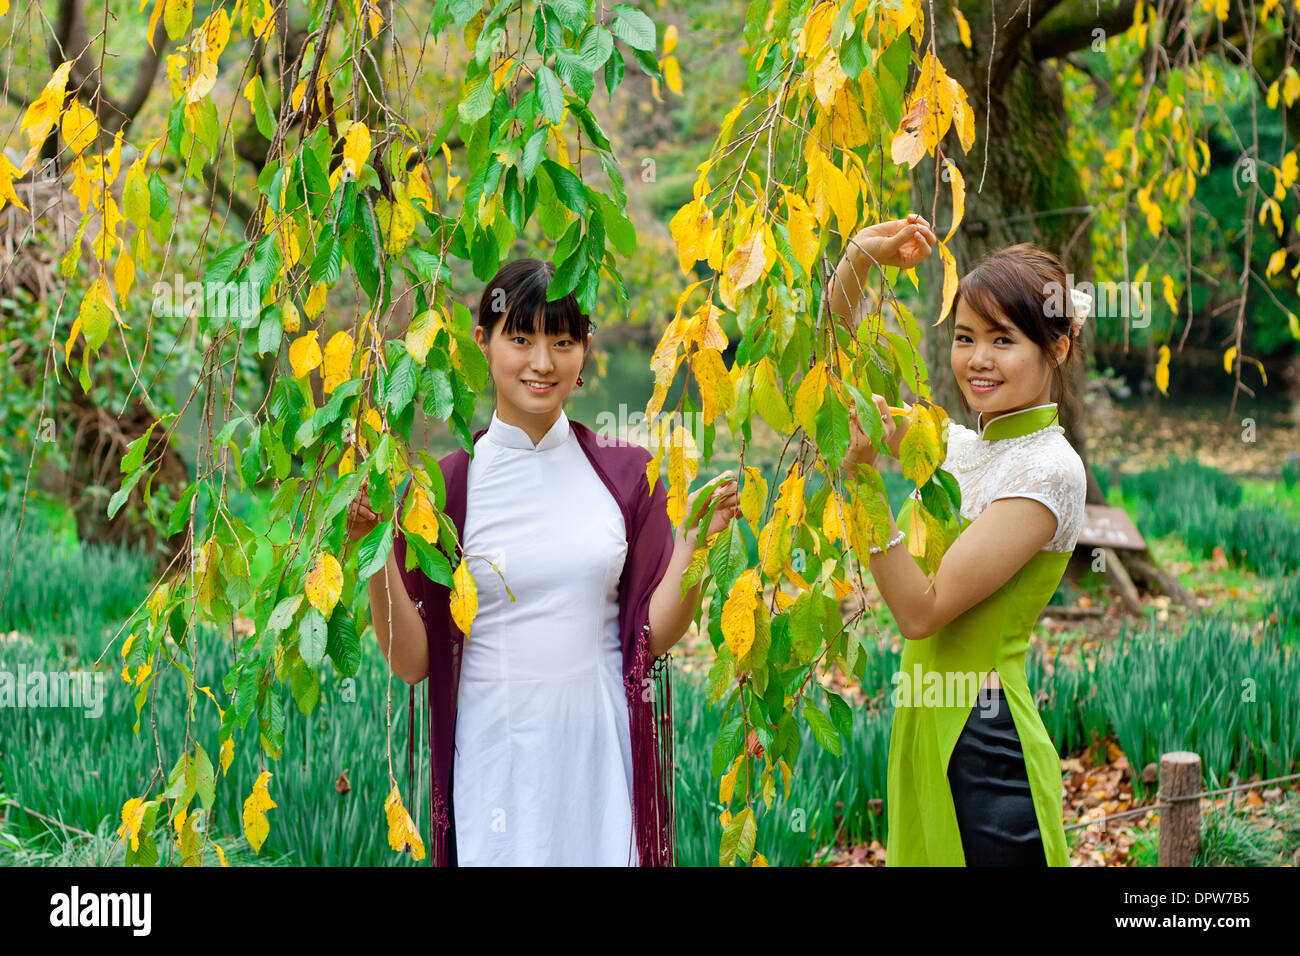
[
  {"left": 485, "top": 409, "right": 570, "bottom": 451},
  {"left": 975, "top": 403, "right": 1060, "bottom": 441}
]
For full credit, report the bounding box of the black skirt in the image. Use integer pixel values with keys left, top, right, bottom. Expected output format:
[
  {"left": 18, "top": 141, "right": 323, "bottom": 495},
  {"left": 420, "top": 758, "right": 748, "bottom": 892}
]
[{"left": 945, "top": 689, "right": 1049, "bottom": 866}]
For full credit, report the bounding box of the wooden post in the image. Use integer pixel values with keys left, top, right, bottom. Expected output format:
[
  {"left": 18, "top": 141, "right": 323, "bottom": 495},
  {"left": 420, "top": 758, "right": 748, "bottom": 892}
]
[{"left": 1158, "top": 751, "right": 1202, "bottom": 867}]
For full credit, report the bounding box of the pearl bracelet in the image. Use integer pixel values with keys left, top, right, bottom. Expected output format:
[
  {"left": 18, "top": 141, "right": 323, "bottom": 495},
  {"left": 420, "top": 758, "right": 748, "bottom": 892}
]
[{"left": 868, "top": 529, "right": 906, "bottom": 555}]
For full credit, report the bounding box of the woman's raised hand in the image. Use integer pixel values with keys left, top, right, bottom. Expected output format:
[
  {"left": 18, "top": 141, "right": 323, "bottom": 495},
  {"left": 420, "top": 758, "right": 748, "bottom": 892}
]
[
  {"left": 346, "top": 483, "right": 380, "bottom": 543},
  {"left": 681, "top": 471, "right": 740, "bottom": 544},
  {"left": 844, "top": 394, "right": 910, "bottom": 470},
  {"left": 849, "top": 213, "right": 938, "bottom": 271}
]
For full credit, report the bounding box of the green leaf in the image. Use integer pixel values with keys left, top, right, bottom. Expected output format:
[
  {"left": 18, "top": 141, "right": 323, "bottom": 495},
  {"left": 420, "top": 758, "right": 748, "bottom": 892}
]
[
  {"left": 357, "top": 519, "right": 394, "bottom": 580},
  {"left": 712, "top": 715, "right": 744, "bottom": 777},
  {"left": 298, "top": 606, "right": 329, "bottom": 668},
  {"left": 108, "top": 467, "right": 147, "bottom": 519},
  {"left": 802, "top": 703, "right": 842, "bottom": 756},
  {"left": 578, "top": 24, "right": 614, "bottom": 70},
  {"left": 384, "top": 352, "right": 419, "bottom": 417},
  {"left": 326, "top": 605, "right": 361, "bottom": 677},
  {"left": 539, "top": 159, "right": 586, "bottom": 215},
  {"left": 719, "top": 806, "right": 756, "bottom": 867},
  {"left": 457, "top": 73, "right": 494, "bottom": 124},
  {"left": 535, "top": 65, "right": 565, "bottom": 125},
  {"left": 610, "top": 3, "right": 656, "bottom": 51}
]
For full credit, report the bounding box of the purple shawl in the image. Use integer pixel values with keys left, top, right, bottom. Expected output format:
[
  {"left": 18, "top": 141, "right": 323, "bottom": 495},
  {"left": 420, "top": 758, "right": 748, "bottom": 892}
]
[{"left": 392, "top": 418, "right": 678, "bottom": 866}]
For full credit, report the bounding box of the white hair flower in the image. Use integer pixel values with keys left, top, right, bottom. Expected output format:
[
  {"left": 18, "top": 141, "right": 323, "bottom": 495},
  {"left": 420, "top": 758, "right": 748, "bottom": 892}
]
[{"left": 1068, "top": 287, "right": 1092, "bottom": 335}]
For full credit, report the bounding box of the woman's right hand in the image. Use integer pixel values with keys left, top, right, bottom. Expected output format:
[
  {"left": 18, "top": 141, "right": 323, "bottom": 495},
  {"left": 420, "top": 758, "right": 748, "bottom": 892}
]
[
  {"left": 849, "top": 214, "right": 938, "bottom": 271},
  {"left": 346, "top": 484, "right": 380, "bottom": 542}
]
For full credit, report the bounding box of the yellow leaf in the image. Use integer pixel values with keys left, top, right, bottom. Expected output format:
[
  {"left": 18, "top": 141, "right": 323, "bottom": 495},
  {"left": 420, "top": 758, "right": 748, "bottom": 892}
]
[
  {"left": 342, "top": 122, "right": 371, "bottom": 178},
  {"left": 241, "top": 770, "right": 276, "bottom": 854},
  {"left": 0, "top": 151, "right": 27, "bottom": 213},
  {"left": 691, "top": 347, "right": 734, "bottom": 424},
  {"left": 1162, "top": 275, "right": 1178, "bottom": 315},
  {"left": 936, "top": 241, "right": 958, "bottom": 324},
  {"left": 282, "top": 300, "right": 300, "bottom": 333},
  {"left": 1223, "top": 346, "right": 1237, "bottom": 375},
  {"left": 405, "top": 309, "right": 445, "bottom": 364},
  {"left": 304, "top": 282, "right": 327, "bottom": 319},
  {"left": 384, "top": 784, "right": 426, "bottom": 859},
  {"left": 793, "top": 361, "right": 827, "bottom": 435},
  {"left": 403, "top": 486, "right": 440, "bottom": 542},
  {"left": 943, "top": 159, "right": 965, "bottom": 242},
  {"left": 305, "top": 552, "right": 343, "bottom": 618},
  {"left": 19, "top": 61, "right": 72, "bottom": 173},
  {"left": 663, "top": 22, "right": 678, "bottom": 55},
  {"left": 719, "top": 755, "right": 742, "bottom": 805},
  {"left": 721, "top": 568, "right": 760, "bottom": 660},
  {"left": 289, "top": 330, "right": 322, "bottom": 378},
  {"left": 1266, "top": 248, "right": 1287, "bottom": 279},
  {"left": 450, "top": 559, "right": 478, "bottom": 637},
  {"left": 807, "top": 146, "right": 857, "bottom": 234},
  {"left": 322, "top": 331, "right": 354, "bottom": 394},
  {"left": 116, "top": 797, "right": 149, "bottom": 851},
  {"left": 666, "top": 424, "right": 699, "bottom": 525},
  {"left": 955, "top": 8, "right": 972, "bottom": 47},
  {"left": 721, "top": 225, "right": 767, "bottom": 307},
  {"left": 776, "top": 464, "right": 806, "bottom": 526},
  {"left": 60, "top": 100, "right": 98, "bottom": 155},
  {"left": 890, "top": 93, "right": 930, "bottom": 169},
  {"left": 739, "top": 466, "right": 767, "bottom": 527},
  {"left": 219, "top": 736, "right": 234, "bottom": 775},
  {"left": 663, "top": 55, "right": 682, "bottom": 95},
  {"left": 1155, "top": 344, "right": 1171, "bottom": 396},
  {"left": 783, "top": 189, "right": 819, "bottom": 274},
  {"left": 822, "top": 490, "right": 848, "bottom": 544},
  {"left": 669, "top": 196, "right": 714, "bottom": 273}
]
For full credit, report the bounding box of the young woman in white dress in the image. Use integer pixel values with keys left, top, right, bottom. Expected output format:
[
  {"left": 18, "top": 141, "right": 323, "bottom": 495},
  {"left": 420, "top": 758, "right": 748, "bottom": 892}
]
[{"left": 348, "top": 258, "right": 739, "bottom": 866}]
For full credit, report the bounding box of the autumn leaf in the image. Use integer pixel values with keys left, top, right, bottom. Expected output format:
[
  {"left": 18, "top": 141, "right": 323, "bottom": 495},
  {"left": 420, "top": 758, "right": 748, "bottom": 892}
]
[
  {"left": 793, "top": 361, "right": 828, "bottom": 436},
  {"left": 450, "top": 559, "right": 478, "bottom": 637},
  {"left": 943, "top": 159, "right": 965, "bottom": 242},
  {"left": 403, "top": 485, "right": 440, "bottom": 542},
  {"left": 305, "top": 552, "right": 343, "bottom": 618},
  {"left": 322, "top": 331, "right": 354, "bottom": 393},
  {"left": 281, "top": 300, "right": 300, "bottom": 333},
  {"left": 384, "top": 784, "right": 426, "bottom": 859},
  {"left": 342, "top": 121, "right": 371, "bottom": 178},
  {"left": 936, "top": 240, "right": 958, "bottom": 325},
  {"left": 1155, "top": 344, "right": 1171, "bottom": 395},
  {"left": 116, "top": 797, "right": 149, "bottom": 851},
  {"left": 669, "top": 196, "right": 714, "bottom": 273},
  {"left": 890, "top": 94, "right": 930, "bottom": 169},
  {"left": 289, "top": 330, "right": 322, "bottom": 378},
  {"left": 60, "top": 100, "right": 98, "bottom": 155},
  {"left": 721, "top": 224, "right": 767, "bottom": 307},
  {"left": 241, "top": 770, "right": 276, "bottom": 853},
  {"left": 738, "top": 466, "right": 767, "bottom": 527},
  {"left": 721, "top": 568, "right": 761, "bottom": 660},
  {"left": 19, "top": 61, "right": 72, "bottom": 173},
  {"left": 782, "top": 189, "right": 819, "bottom": 274},
  {"left": 691, "top": 347, "right": 734, "bottom": 424}
]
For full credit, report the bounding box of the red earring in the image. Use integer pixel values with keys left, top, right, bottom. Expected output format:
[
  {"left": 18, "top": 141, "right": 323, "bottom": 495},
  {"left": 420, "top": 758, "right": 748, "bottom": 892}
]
[{"left": 576, "top": 375, "right": 584, "bottom": 387}]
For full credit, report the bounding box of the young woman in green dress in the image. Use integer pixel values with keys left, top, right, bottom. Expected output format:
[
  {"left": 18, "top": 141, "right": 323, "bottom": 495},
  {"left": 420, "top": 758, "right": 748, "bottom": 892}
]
[{"left": 827, "top": 218, "right": 1089, "bottom": 866}]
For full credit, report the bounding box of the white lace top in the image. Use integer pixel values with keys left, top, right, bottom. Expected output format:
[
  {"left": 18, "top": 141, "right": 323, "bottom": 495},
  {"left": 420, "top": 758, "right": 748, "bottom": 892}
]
[{"left": 913, "top": 415, "right": 1088, "bottom": 553}]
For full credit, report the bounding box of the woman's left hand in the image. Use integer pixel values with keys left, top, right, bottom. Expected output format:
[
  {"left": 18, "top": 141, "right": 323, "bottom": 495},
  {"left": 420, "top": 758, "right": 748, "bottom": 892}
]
[{"left": 681, "top": 471, "right": 739, "bottom": 544}]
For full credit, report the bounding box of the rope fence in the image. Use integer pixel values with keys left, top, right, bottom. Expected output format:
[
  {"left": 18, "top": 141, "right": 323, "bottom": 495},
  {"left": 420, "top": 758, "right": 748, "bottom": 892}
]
[{"left": 1063, "top": 755, "right": 1300, "bottom": 866}]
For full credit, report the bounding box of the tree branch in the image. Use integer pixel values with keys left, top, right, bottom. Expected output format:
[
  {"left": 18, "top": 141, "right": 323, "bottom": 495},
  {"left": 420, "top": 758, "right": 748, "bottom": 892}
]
[{"left": 1029, "top": 0, "right": 1142, "bottom": 61}]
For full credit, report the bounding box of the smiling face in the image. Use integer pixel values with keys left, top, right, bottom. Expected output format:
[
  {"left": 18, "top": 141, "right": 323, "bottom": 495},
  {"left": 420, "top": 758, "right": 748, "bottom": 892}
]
[
  {"left": 474, "top": 315, "right": 590, "bottom": 426},
  {"left": 950, "top": 297, "right": 1069, "bottom": 426}
]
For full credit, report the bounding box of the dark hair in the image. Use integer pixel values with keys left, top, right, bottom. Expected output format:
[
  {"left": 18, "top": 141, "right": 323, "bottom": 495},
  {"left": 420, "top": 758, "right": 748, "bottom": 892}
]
[
  {"left": 949, "top": 243, "right": 1079, "bottom": 417},
  {"left": 476, "top": 258, "right": 591, "bottom": 346}
]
